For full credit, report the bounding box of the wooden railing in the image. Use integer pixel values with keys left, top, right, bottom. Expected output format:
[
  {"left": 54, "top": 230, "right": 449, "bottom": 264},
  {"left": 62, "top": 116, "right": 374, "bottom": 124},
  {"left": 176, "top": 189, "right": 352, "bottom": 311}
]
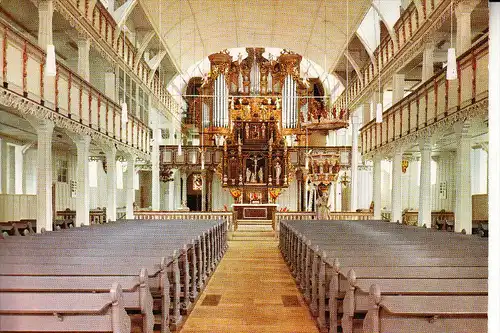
[
  {"left": 0, "top": 194, "right": 36, "bottom": 222},
  {"left": 133, "top": 211, "right": 234, "bottom": 230},
  {"left": 0, "top": 22, "right": 150, "bottom": 154},
  {"left": 334, "top": 0, "right": 452, "bottom": 111},
  {"left": 160, "top": 145, "right": 352, "bottom": 168},
  {"left": 276, "top": 211, "right": 375, "bottom": 232},
  {"left": 360, "top": 34, "right": 488, "bottom": 155},
  {"left": 55, "top": 208, "right": 107, "bottom": 225},
  {"left": 59, "top": 0, "right": 181, "bottom": 120}
]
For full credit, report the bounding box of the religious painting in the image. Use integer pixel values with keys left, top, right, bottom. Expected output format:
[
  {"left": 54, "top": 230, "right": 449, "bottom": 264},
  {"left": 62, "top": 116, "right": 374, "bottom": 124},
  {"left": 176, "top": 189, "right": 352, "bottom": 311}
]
[
  {"left": 248, "top": 191, "right": 262, "bottom": 204},
  {"left": 193, "top": 174, "right": 203, "bottom": 191}
]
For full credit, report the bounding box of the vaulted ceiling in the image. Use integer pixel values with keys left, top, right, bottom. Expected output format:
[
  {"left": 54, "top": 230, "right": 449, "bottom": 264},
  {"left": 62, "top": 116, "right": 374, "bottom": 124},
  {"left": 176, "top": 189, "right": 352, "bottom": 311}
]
[{"left": 141, "top": 0, "right": 372, "bottom": 73}]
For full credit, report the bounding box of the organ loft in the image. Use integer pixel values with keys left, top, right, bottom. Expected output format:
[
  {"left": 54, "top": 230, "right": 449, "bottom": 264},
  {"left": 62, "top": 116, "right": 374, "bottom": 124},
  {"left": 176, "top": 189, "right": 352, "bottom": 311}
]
[{"left": 0, "top": 0, "right": 497, "bottom": 332}]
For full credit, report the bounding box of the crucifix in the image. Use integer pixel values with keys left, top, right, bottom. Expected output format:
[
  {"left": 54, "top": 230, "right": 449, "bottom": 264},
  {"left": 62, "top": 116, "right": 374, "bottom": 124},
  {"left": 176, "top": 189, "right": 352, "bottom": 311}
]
[{"left": 250, "top": 155, "right": 262, "bottom": 183}]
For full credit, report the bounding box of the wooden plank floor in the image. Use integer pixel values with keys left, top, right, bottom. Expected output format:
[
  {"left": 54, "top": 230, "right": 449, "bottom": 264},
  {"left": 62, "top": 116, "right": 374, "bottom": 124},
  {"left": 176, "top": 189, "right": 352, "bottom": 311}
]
[{"left": 179, "top": 240, "right": 320, "bottom": 333}]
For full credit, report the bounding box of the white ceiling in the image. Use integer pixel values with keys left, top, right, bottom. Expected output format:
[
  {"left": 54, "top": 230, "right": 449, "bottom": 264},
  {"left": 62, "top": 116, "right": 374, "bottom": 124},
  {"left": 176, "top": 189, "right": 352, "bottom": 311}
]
[{"left": 141, "top": 0, "right": 372, "bottom": 73}]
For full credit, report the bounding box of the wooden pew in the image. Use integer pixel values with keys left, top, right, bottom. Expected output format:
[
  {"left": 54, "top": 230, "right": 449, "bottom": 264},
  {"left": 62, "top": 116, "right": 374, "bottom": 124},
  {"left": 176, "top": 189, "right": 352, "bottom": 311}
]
[
  {"left": 278, "top": 220, "right": 488, "bottom": 333},
  {"left": 0, "top": 283, "right": 131, "bottom": 332},
  {"left": 362, "top": 285, "right": 487, "bottom": 333},
  {"left": 0, "top": 219, "right": 228, "bottom": 332},
  {"left": 339, "top": 269, "right": 488, "bottom": 333},
  {"left": 0, "top": 269, "right": 154, "bottom": 333}
]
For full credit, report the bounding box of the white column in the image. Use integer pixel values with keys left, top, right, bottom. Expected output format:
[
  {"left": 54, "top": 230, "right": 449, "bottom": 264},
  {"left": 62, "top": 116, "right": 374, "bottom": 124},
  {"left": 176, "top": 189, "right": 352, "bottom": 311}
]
[
  {"left": 38, "top": 0, "right": 53, "bottom": 48},
  {"left": 151, "top": 129, "right": 160, "bottom": 210},
  {"left": 391, "top": 150, "right": 403, "bottom": 222},
  {"left": 77, "top": 38, "right": 91, "bottom": 81},
  {"left": 201, "top": 171, "right": 206, "bottom": 211},
  {"left": 454, "top": 121, "right": 472, "bottom": 234},
  {"left": 372, "top": 154, "right": 382, "bottom": 219},
  {"left": 418, "top": 139, "right": 432, "bottom": 227},
  {"left": 0, "top": 139, "right": 7, "bottom": 193},
  {"left": 182, "top": 172, "right": 188, "bottom": 208},
  {"left": 455, "top": 0, "right": 480, "bottom": 55},
  {"left": 72, "top": 134, "right": 91, "bottom": 227},
  {"left": 105, "top": 71, "right": 116, "bottom": 101},
  {"left": 104, "top": 145, "right": 117, "bottom": 222},
  {"left": 422, "top": 42, "right": 434, "bottom": 82},
  {"left": 125, "top": 154, "right": 135, "bottom": 219},
  {"left": 350, "top": 116, "right": 360, "bottom": 211},
  {"left": 34, "top": 119, "right": 55, "bottom": 231},
  {"left": 489, "top": 1, "right": 500, "bottom": 330},
  {"left": 392, "top": 74, "right": 405, "bottom": 104},
  {"left": 408, "top": 155, "right": 420, "bottom": 209}
]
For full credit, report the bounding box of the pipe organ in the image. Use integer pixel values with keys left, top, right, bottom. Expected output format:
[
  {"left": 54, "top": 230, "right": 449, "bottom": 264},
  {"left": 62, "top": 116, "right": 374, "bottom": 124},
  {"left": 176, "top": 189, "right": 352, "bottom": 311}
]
[
  {"left": 282, "top": 74, "right": 298, "bottom": 129},
  {"left": 192, "top": 47, "right": 349, "bottom": 140}
]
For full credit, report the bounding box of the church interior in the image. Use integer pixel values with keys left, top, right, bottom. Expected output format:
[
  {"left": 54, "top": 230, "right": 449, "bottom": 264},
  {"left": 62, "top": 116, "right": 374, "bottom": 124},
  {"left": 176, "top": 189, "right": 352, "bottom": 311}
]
[{"left": 0, "top": 0, "right": 498, "bottom": 332}]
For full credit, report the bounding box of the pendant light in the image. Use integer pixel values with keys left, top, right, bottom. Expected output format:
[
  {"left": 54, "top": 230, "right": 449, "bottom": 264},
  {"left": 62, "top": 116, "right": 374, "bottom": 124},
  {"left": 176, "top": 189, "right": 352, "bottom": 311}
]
[
  {"left": 446, "top": 1, "right": 457, "bottom": 81},
  {"left": 121, "top": 28, "right": 128, "bottom": 124},
  {"left": 375, "top": 2, "right": 383, "bottom": 123},
  {"left": 376, "top": 102, "right": 383, "bottom": 123},
  {"left": 45, "top": 44, "right": 56, "bottom": 77},
  {"left": 177, "top": 138, "right": 183, "bottom": 155}
]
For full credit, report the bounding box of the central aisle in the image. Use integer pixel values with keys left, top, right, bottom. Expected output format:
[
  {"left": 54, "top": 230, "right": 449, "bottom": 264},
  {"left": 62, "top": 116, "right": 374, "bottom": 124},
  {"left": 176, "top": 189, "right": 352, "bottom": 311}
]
[{"left": 179, "top": 240, "right": 320, "bottom": 333}]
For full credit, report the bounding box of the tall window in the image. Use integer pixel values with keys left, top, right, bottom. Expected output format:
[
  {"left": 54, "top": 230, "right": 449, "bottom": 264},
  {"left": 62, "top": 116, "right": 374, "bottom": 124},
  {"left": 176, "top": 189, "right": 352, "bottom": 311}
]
[
  {"left": 57, "top": 160, "right": 68, "bottom": 183},
  {"left": 116, "top": 161, "right": 124, "bottom": 190},
  {"left": 89, "top": 160, "right": 98, "bottom": 188},
  {"left": 138, "top": 87, "right": 149, "bottom": 123}
]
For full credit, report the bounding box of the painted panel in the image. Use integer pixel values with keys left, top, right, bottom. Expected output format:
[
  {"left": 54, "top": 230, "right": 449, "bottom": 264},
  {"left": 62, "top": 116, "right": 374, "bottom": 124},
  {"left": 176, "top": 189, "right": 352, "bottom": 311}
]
[
  {"left": 395, "top": 111, "right": 401, "bottom": 138},
  {"left": 426, "top": 88, "right": 435, "bottom": 124},
  {"left": 58, "top": 77, "right": 69, "bottom": 114},
  {"left": 70, "top": 85, "right": 80, "bottom": 120},
  {"left": 476, "top": 56, "right": 488, "bottom": 100},
  {"left": 447, "top": 80, "right": 459, "bottom": 112},
  {"left": 460, "top": 64, "right": 473, "bottom": 106},
  {"left": 0, "top": 194, "right": 36, "bottom": 221},
  {"left": 44, "top": 74, "right": 56, "bottom": 106},
  {"left": 90, "top": 95, "right": 98, "bottom": 128},
  {"left": 26, "top": 57, "right": 40, "bottom": 97},
  {"left": 81, "top": 89, "right": 89, "bottom": 125},
  {"left": 409, "top": 99, "right": 418, "bottom": 130},
  {"left": 6, "top": 42, "right": 22, "bottom": 92},
  {"left": 436, "top": 81, "right": 445, "bottom": 119}
]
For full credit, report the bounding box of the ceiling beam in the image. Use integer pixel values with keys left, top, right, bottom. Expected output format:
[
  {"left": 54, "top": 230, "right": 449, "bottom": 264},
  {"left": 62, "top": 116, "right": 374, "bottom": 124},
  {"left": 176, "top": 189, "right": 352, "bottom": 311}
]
[
  {"left": 147, "top": 50, "right": 167, "bottom": 85},
  {"left": 370, "top": 3, "right": 399, "bottom": 52},
  {"left": 134, "top": 30, "right": 155, "bottom": 69},
  {"left": 344, "top": 51, "right": 363, "bottom": 81},
  {"left": 112, "top": 0, "right": 138, "bottom": 44}
]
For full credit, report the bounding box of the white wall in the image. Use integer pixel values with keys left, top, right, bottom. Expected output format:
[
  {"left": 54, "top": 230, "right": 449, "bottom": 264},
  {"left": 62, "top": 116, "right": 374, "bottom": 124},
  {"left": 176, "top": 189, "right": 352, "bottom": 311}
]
[
  {"left": 211, "top": 175, "right": 232, "bottom": 211},
  {"left": 277, "top": 178, "right": 298, "bottom": 211}
]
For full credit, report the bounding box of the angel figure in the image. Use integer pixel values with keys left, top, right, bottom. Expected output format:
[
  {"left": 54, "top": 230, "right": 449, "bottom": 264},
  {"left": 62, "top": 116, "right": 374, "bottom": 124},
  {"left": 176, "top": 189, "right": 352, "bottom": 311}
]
[{"left": 317, "top": 192, "right": 331, "bottom": 220}]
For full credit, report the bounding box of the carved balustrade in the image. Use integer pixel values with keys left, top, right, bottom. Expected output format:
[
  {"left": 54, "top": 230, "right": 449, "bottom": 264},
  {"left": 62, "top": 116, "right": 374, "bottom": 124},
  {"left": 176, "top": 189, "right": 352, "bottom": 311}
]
[
  {"left": 360, "top": 34, "right": 488, "bottom": 157},
  {"left": 0, "top": 22, "right": 150, "bottom": 155},
  {"left": 51, "top": 0, "right": 181, "bottom": 120},
  {"left": 133, "top": 211, "right": 234, "bottom": 230},
  {"left": 159, "top": 145, "right": 352, "bottom": 169},
  {"left": 334, "top": 0, "right": 467, "bottom": 111}
]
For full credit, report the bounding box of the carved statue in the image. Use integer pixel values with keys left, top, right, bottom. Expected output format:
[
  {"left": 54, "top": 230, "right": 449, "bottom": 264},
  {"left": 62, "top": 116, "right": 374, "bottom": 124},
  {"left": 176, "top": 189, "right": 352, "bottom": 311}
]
[
  {"left": 245, "top": 123, "right": 249, "bottom": 138},
  {"left": 258, "top": 167, "right": 263, "bottom": 183},
  {"left": 261, "top": 123, "right": 266, "bottom": 138},
  {"left": 275, "top": 162, "right": 281, "bottom": 184},
  {"left": 246, "top": 168, "right": 252, "bottom": 183},
  {"left": 317, "top": 192, "right": 331, "bottom": 220}
]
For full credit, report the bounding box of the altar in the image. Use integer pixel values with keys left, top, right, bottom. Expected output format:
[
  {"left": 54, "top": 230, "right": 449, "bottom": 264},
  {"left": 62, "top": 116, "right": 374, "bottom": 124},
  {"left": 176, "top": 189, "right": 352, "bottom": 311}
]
[{"left": 231, "top": 203, "right": 279, "bottom": 230}]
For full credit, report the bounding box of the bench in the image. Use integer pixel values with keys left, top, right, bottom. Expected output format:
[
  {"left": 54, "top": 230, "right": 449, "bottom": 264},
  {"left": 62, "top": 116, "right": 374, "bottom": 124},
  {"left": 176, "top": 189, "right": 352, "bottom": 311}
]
[
  {"left": 279, "top": 220, "right": 488, "bottom": 333},
  {"left": 362, "top": 286, "right": 487, "bottom": 333},
  {"left": 0, "top": 283, "right": 131, "bottom": 332},
  {"left": 0, "top": 268, "right": 154, "bottom": 332},
  {"left": 0, "top": 218, "right": 229, "bottom": 332}
]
